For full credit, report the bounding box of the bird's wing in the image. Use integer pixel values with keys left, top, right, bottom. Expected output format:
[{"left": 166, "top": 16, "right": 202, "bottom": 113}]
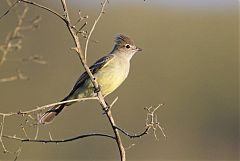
[{"left": 67, "top": 54, "right": 114, "bottom": 97}]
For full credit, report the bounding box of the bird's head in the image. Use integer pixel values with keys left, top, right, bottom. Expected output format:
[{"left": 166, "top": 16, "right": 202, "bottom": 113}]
[{"left": 112, "top": 34, "right": 142, "bottom": 60}]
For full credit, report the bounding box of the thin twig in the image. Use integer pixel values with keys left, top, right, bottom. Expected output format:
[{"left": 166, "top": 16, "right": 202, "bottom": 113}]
[
  {"left": 60, "top": 0, "right": 69, "bottom": 21},
  {"left": 34, "top": 125, "right": 39, "bottom": 140},
  {"left": 110, "top": 97, "right": 118, "bottom": 107},
  {"left": 125, "top": 143, "right": 135, "bottom": 150},
  {"left": 114, "top": 126, "right": 150, "bottom": 138},
  {"left": 145, "top": 104, "right": 166, "bottom": 140},
  {"left": 19, "top": 0, "right": 65, "bottom": 22},
  {"left": 0, "top": 97, "right": 98, "bottom": 117},
  {"left": 105, "top": 110, "right": 126, "bottom": 161},
  {"left": 76, "top": 22, "right": 87, "bottom": 35},
  {"left": 48, "top": 132, "right": 53, "bottom": 141},
  {"left": 84, "top": 0, "right": 108, "bottom": 60},
  {"left": 0, "top": 116, "right": 9, "bottom": 153},
  {"left": 20, "top": 124, "right": 29, "bottom": 139},
  {"left": 13, "top": 146, "right": 22, "bottom": 161},
  {"left": 0, "top": 0, "right": 19, "bottom": 20},
  {"left": 3, "top": 133, "right": 115, "bottom": 143}
]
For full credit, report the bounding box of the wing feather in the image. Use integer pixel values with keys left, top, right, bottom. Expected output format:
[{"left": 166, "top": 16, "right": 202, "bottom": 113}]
[{"left": 67, "top": 54, "right": 114, "bottom": 97}]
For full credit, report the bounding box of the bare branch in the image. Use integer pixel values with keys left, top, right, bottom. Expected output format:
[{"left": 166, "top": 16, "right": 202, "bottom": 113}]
[
  {"left": 0, "top": 97, "right": 98, "bottom": 117},
  {"left": 105, "top": 110, "right": 126, "bottom": 161},
  {"left": 0, "top": 97, "right": 94, "bottom": 154},
  {"left": 48, "top": 132, "right": 53, "bottom": 141},
  {"left": 13, "top": 146, "right": 22, "bottom": 161},
  {"left": 115, "top": 104, "right": 166, "bottom": 141},
  {"left": 125, "top": 143, "right": 135, "bottom": 151},
  {"left": 73, "top": 10, "right": 88, "bottom": 32},
  {"left": 34, "top": 125, "right": 39, "bottom": 140},
  {"left": 0, "top": 0, "right": 19, "bottom": 20},
  {"left": 84, "top": 0, "right": 108, "bottom": 60},
  {"left": 0, "top": 116, "right": 9, "bottom": 153},
  {"left": 3, "top": 133, "right": 115, "bottom": 143},
  {"left": 109, "top": 97, "right": 118, "bottom": 109},
  {"left": 20, "top": 124, "right": 29, "bottom": 139},
  {"left": 60, "top": 0, "right": 69, "bottom": 21},
  {"left": 114, "top": 126, "right": 150, "bottom": 138},
  {"left": 76, "top": 22, "right": 87, "bottom": 35},
  {"left": 145, "top": 104, "right": 166, "bottom": 140},
  {"left": 19, "top": 0, "right": 65, "bottom": 22}
]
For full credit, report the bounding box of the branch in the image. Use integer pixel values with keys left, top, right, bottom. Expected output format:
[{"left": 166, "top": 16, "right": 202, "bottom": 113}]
[
  {"left": 115, "top": 104, "right": 166, "bottom": 141},
  {"left": 60, "top": 0, "right": 69, "bottom": 21},
  {"left": 84, "top": 0, "right": 108, "bottom": 60},
  {"left": 13, "top": 146, "right": 22, "bottom": 161},
  {"left": 19, "top": 0, "right": 65, "bottom": 22},
  {"left": 145, "top": 104, "right": 166, "bottom": 140},
  {"left": 0, "top": 116, "right": 9, "bottom": 153},
  {"left": 1, "top": 0, "right": 65, "bottom": 23},
  {"left": 3, "top": 133, "right": 115, "bottom": 143},
  {"left": 114, "top": 126, "right": 150, "bottom": 138},
  {"left": 0, "top": 0, "right": 19, "bottom": 20},
  {"left": 0, "top": 97, "right": 97, "bottom": 154},
  {"left": 0, "top": 97, "right": 98, "bottom": 117}
]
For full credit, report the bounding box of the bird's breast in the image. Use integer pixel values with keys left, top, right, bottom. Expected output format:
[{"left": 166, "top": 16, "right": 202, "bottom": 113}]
[{"left": 94, "top": 58, "right": 130, "bottom": 96}]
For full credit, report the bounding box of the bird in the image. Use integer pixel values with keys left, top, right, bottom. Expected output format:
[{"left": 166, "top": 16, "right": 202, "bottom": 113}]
[{"left": 39, "top": 34, "right": 142, "bottom": 124}]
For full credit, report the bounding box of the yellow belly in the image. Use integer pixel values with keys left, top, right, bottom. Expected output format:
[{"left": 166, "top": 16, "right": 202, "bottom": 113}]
[
  {"left": 73, "top": 56, "right": 130, "bottom": 98},
  {"left": 94, "top": 61, "right": 129, "bottom": 96}
]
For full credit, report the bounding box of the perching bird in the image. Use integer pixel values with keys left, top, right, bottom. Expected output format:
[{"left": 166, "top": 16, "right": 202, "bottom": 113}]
[{"left": 39, "top": 34, "right": 142, "bottom": 124}]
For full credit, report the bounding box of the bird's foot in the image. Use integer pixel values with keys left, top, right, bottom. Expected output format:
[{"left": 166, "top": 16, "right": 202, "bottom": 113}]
[{"left": 94, "top": 86, "right": 101, "bottom": 93}]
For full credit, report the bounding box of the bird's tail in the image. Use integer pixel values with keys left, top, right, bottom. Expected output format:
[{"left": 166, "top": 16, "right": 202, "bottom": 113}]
[{"left": 39, "top": 102, "right": 66, "bottom": 124}]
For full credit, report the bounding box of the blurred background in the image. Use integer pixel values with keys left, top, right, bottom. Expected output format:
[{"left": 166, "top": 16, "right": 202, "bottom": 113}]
[{"left": 0, "top": 0, "right": 239, "bottom": 161}]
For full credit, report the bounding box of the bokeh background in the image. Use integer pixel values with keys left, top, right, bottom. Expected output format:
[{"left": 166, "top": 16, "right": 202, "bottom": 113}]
[{"left": 0, "top": 0, "right": 239, "bottom": 161}]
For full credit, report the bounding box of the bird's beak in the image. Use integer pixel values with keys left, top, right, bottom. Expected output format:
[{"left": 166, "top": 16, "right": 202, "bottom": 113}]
[{"left": 136, "top": 47, "right": 142, "bottom": 52}]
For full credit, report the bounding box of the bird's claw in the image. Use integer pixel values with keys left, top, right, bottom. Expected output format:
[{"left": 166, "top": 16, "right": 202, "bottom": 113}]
[{"left": 94, "top": 86, "right": 101, "bottom": 93}]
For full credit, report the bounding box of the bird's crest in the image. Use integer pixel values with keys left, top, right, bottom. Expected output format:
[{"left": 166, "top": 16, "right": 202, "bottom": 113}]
[{"left": 114, "top": 34, "right": 135, "bottom": 46}]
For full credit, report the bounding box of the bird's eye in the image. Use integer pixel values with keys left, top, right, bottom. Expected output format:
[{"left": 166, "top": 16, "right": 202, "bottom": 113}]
[{"left": 125, "top": 44, "right": 130, "bottom": 49}]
